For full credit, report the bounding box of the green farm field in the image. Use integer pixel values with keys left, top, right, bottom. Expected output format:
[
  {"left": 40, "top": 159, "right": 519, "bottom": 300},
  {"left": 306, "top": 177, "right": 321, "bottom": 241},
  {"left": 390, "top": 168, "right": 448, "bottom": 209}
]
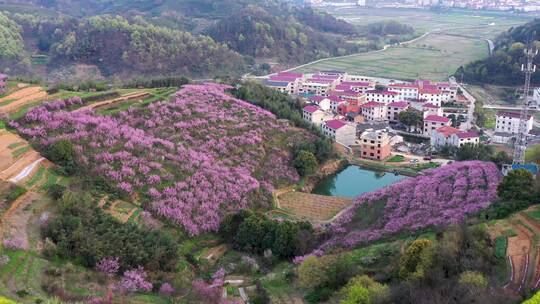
[
  {"left": 291, "top": 8, "right": 533, "bottom": 81},
  {"left": 294, "top": 33, "right": 488, "bottom": 81}
]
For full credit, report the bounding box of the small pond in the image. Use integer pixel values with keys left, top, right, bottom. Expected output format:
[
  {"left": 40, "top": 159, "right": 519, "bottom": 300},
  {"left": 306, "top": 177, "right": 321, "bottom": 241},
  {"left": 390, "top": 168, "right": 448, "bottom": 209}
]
[{"left": 312, "top": 165, "right": 408, "bottom": 198}]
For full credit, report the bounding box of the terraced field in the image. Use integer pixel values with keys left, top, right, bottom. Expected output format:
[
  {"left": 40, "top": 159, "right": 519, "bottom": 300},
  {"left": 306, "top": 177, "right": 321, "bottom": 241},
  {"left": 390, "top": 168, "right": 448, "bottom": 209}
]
[
  {"left": 276, "top": 191, "right": 352, "bottom": 222},
  {"left": 0, "top": 86, "right": 48, "bottom": 115},
  {"left": 489, "top": 205, "right": 540, "bottom": 293}
]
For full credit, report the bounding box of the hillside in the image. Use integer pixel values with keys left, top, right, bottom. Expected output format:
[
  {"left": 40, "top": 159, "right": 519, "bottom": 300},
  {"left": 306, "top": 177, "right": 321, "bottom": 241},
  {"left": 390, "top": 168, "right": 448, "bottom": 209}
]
[
  {"left": 0, "top": 12, "right": 27, "bottom": 74},
  {"left": 4, "top": 13, "right": 247, "bottom": 79},
  {"left": 206, "top": 5, "right": 360, "bottom": 64},
  {"left": 0, "top": 0, "right": 363, "bottom": 77},
  {"left": 457, "top": 18, "right": 540, "bottom": 85}
]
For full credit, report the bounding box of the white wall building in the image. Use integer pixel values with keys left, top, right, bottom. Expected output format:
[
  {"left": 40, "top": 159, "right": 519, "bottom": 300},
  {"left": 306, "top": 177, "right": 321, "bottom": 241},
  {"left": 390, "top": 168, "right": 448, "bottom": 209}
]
[
  {"left": 388, "top": 83, "right": 419, "bottom": 100},
  {"left": 424, "top": 115, "right": 451, "bottom": 135},
  {"left": 386, "top": 101, "right": 409, "bottom": 122},
  {"left": 322, "top": 119, "right": 357, "bottom": 147},
  {"left": 430, "top": 126, "right": 479, "bottom": 147},
  {"left": 303, "top": 105, "right": 332, "bottom": 126},
  {"left": 365, "top": 90, "right": 399, "bottom": 104},
  {"left": 495, "top": 111, "right": 533, "bottom": 135}
]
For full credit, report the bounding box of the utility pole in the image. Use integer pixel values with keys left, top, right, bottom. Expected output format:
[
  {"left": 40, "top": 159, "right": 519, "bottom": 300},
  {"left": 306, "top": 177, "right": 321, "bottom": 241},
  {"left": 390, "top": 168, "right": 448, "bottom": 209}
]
[{"left": 513, "top": 45, "right": 537, "bottom": 165}]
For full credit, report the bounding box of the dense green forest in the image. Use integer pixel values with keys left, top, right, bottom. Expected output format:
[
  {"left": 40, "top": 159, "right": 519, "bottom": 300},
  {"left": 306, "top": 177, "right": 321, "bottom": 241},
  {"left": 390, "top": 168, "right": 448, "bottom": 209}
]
[
  {"left": 0, "top": 0, "right": 375, "bottom": 79},
  {"left": 457, "top": 18, "right": 540, "bottom": 85},
  {"left": 206, "top": 5, "right": 361, "bottom": 64},
  {"left": 0, "top": 12, "right": 28, "bottom": 73}
]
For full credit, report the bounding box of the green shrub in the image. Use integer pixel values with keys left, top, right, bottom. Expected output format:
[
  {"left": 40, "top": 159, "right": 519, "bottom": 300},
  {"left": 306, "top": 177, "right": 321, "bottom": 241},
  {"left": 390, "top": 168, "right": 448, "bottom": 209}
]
[
  {"left": 494, "top": 236, "right": 507, "bottom": 259},
  {"left": 6, "top": 185, "right": 27, "bottom": 203}
]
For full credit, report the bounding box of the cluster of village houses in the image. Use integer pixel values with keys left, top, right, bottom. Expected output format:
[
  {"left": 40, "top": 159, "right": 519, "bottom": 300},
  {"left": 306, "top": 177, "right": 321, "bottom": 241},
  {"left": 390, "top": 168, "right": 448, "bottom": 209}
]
[{"left": 264, "top": 70, "right": 536, "bottom": 161}]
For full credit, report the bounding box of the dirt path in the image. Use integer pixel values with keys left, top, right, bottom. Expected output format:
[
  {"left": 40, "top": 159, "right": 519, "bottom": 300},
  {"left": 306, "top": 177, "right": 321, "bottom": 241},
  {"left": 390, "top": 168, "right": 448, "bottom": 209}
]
[
  {"left": 74, "top": 91, "right": 150, "bottom": 112},
  {"left": 0, "top": 86, "right": 47, "bottom": 114},
  {"left": 516, "top": 213, "right": 540, "bottom": 290},
  {"left": 507, "top": 222, "right": 535, "bottom": 291},
  {"left": 0, "top": 191, "right": 41, "bottom": 249}
]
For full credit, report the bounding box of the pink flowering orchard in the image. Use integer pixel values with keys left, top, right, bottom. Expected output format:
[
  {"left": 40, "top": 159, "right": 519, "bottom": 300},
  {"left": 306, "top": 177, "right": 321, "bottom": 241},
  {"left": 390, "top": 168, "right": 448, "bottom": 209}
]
[
  {"left": 295, "top": 161, "right": 501, "bottom": 263},
  {"left": 14, "top": 83, "right": 301, "bottom": 235}
]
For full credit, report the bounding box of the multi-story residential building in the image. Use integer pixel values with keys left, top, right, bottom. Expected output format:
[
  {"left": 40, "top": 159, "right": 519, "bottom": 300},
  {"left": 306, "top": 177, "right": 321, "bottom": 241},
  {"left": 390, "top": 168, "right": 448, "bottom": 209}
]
[
  {"left": 263, "top": 80, "right": 295, "bottom": 94},
  {"left": 338, "top": 81, "right": 374, "bottom": 93},
  {"left": 361, "top": 102, "right": 386, "bottom": 121},
  {"left": 386, "top": 101, "right": 409, "bottom": 122},
  {"left": 299, "top": 78, "right": 336, "bottom": 96},
  {"left": 328, "top": 95, "right": 347, "bottom": 112},
  {"left": 308, "top": 96, "right": 331, "bottom": 111},
  {"left": 419, "top": 87, "right": 443, "bottom": 106},
  {"left": 359, "top": 129, "right": 392, "bottom": 161},
  {"left": 422, "top": 103, "right": 443, "bottom": 118},
  {"left": 303, "top": 105, "right": 328, "bottom": 126},
  {"left": 495, "top": 111, "right": 534, "bottom": 134},
  {"left": 388, "top": 83, "right": 419, "bottom": 100},
  {"left": 365, "top": 89, "right": 399, "bottom": 104},
  {"left": 430, "top": 126, "right": 479, "bottom": 147},
  {"left": 436, "top": 82, "right": 458, "bottom": 101},
  {"left": 265, "top": 72, "right": 304, "bottom": 94},
  {"left": 424, "top": 115, "right": 451, "bottom": 135},
  {"left": 322, "top": 119, "right": 357, "bottom": 147}
]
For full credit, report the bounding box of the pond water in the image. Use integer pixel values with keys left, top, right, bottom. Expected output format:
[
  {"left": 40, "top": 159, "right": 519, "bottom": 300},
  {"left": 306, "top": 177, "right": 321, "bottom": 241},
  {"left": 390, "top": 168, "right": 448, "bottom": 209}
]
[{"left": 312, "top": 165, "right": 408, "bottom": 198}]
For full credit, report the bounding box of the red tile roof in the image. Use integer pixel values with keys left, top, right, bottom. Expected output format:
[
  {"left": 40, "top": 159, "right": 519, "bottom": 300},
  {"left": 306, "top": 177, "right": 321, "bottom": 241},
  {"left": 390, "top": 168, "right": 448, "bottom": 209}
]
[
  {"left": 419, "top": 87, "right": 441, "bottom": 95},
  {"left": 434, "top": 126, "right": 460, "bottom": 137},
  {"left": 324, "top": 119, "right": 348, "bottom": 130},
  {"left": 456, "top": 131, "right": 479, "bottom": 139},
  {"left": 341, "top": 81, "right": 371, "bottom": 87},
  {"left": 309, "top": 96, "right": 327, "bottom": 103},
  {"left": 387, "top": 101, "right": 409, "bottom": 108},
  {"left": 277, "top": 72, "right": 303, "bottom": 78},
  {"left": 335, "top": 84, "right": 352, "bottom": 91},
  {"left": 425, "top": 115, "right": 450, "bottom": 123},
  {"left": 303, "top": 105, "right": 321, "bottom": 113},
  {"left": 361, "top": 101, "right": 385, "bottom": 108},
  {"left": 422, "top": 103, "right": 440, "bottom": 109}
]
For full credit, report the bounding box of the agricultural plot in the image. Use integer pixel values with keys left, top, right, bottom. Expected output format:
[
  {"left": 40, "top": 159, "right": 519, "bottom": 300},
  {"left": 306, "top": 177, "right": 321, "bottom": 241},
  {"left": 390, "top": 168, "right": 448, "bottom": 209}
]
[
  {"left": 292, "top": 8, "right": 530, "bottom": 81},
  {"left": 0, "top": 86, "right": 48, "bottom": 114},
  {"left": 276, "top": 191, "right": 352, "bottom": 222},
  {"left": 325, "top": 7, "right": 529, "bottom": 36},
  {"left": 294, "top": 33, "right": 489, "bottom": 81}
]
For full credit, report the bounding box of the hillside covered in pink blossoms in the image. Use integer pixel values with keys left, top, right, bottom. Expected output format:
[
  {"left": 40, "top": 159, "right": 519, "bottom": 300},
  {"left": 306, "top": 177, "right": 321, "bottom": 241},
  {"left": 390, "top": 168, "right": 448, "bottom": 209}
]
[
  {"left": 297, "top": 161, "right": 501, "bottom": 262},
  {"left": 13, "top": 83, "right": 304, "bottom": 235}
]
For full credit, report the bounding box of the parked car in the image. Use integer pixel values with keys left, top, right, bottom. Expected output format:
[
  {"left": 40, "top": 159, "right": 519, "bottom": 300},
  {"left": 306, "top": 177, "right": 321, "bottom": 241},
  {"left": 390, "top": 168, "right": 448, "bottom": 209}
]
[{"left": 423, "top": 156, "right": 432, "bottom": 161}]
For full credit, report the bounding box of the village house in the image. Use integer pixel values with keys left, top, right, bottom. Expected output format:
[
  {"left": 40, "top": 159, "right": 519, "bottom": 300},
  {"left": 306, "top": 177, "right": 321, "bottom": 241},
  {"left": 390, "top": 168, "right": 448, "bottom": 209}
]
[
  {"left": 365, "top": 89, "right": 399, "bottom": 104},
  {"left": 361, "top": 102, "right": 386, "bottom": 122},
  {"left": 430, "top": 126, "right": 479, "bottom": 147},
  {"left": 303, "top": 105, "right": 333, "bottom": 126},
  {"left": 386, "top": 101, "right": 409, "bottom": 122},
  {"left": 419, "top": 87, "right": 443, "bottom": 106},
  {"left": 308, "top": 96, "right": 331, "bottom": 111},
  {"left": 421, "top": 103, "right": 443, "bottom": 118},
  {"left": 424, "top": 115, "right": 451, "bottom": 135},
  {"left": 495, "top": 111, "right": 533, "bottom": 135},
  {"left": 322, "top": 119, "right": 357, "bottom": 147},
  {"left": 359, "top": 129, "right": 392, "bottom": 161},
  {"left": 388, "top": 83, "right": 419, "bottom": 100}
]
